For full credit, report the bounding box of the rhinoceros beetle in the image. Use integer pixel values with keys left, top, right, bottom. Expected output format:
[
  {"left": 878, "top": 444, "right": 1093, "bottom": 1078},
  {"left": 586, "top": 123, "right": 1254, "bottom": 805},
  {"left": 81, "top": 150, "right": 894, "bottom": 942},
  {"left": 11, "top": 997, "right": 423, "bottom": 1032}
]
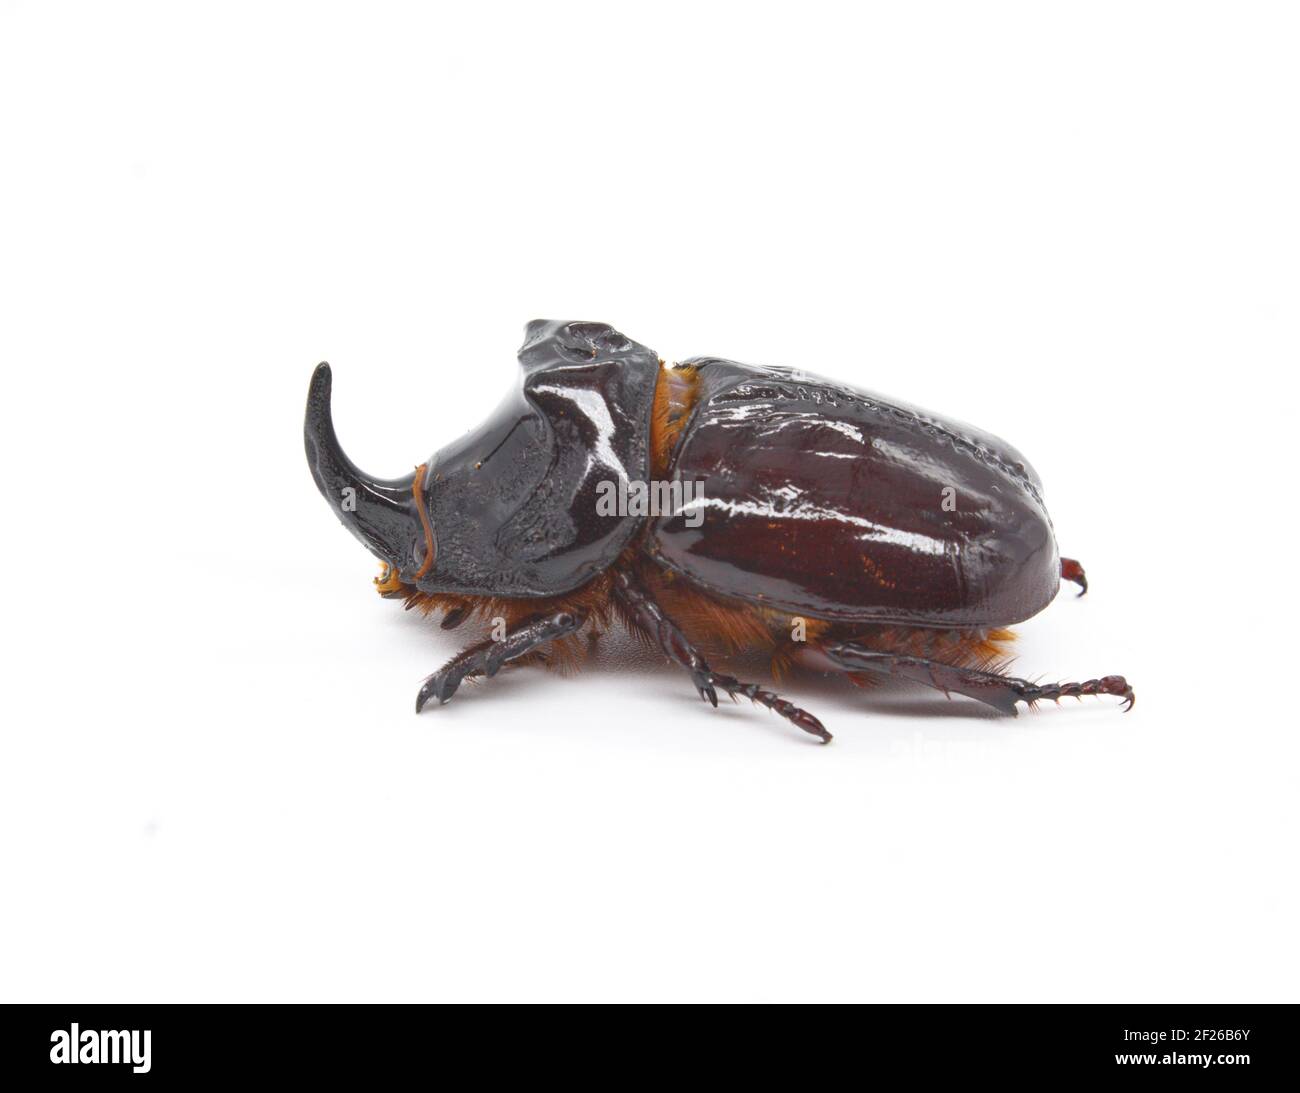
[{"left": 305, "top": 319, "right": 1133, "bottom": 743}]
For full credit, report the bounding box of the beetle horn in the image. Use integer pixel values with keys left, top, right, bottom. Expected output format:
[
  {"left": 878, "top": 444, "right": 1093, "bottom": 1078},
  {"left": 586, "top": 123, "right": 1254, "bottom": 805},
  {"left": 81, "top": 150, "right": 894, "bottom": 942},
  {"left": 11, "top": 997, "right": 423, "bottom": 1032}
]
[{"left": 304, "top": 362, "right": 418, "bottom": 566}]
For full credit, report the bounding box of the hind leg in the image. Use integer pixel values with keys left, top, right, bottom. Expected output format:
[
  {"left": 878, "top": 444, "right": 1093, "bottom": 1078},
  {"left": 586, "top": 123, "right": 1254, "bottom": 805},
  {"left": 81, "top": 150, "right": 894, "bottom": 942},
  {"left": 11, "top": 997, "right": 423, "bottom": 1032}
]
[
  {"left": 1060, "top": 557, "right": 1088, "bottom": 596},
  {"left": 821, "top": 641, "right": 1134, "bottom": 715}
]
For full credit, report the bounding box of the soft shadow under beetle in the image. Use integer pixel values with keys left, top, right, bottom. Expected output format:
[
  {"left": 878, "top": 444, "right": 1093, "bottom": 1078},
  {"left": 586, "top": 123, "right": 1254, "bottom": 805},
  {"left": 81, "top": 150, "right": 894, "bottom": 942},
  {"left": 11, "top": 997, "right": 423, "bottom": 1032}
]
[{"left": 305, "top": 319, "right": 1133, "bottom": 743}]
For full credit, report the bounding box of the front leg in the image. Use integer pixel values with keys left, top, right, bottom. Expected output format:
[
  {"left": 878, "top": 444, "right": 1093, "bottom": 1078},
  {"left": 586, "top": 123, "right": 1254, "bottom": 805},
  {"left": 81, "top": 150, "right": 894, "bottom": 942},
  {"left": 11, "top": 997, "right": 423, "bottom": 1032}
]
[
  {"left": 612, "top": 569, "right": 830, "bottom": 743},
  {"left": 415, "top": 609, "right": 587, "bottom": 712}
]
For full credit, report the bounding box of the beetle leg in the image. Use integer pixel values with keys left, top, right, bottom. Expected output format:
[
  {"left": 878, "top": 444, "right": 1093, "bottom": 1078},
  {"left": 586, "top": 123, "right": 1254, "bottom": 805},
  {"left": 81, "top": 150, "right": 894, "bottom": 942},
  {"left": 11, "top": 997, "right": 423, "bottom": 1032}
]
[
  {"left": 1060, "top": 557, "right": 1088, "bottom": 596},
  {"left": 439, "top": 605, "right": 470, "bottom": 630},
  {"left": 612, "top": 570, "right": 830, "bottom": 743},
  {"left": 415, "top": 609, "right": 587, "bottom": 711},
  {"left": 821, "top": 642, "right": 1133, "bottom": 714}
]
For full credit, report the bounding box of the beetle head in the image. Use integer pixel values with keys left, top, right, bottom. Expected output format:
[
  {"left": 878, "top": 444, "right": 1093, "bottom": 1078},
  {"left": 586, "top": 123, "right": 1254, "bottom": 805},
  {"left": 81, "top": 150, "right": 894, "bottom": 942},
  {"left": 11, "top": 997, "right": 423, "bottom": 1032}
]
[{"left": 304, "top": 362, "right": 435, "bottom": 585}]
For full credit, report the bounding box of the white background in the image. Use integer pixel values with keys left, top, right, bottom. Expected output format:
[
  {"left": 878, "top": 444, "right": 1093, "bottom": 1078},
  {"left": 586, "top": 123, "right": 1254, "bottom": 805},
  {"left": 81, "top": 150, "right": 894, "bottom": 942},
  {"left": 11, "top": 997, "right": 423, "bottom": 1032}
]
[{"left": 2, "top": 1, "right": 1296, "bottom": 1002}]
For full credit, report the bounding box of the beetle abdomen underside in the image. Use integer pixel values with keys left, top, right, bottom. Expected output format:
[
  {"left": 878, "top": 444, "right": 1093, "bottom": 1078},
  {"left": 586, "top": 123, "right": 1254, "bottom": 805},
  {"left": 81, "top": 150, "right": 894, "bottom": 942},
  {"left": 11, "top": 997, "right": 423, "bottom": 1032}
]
[{"left": 649, "top": 358, "right": 1062, "bottom": 627}]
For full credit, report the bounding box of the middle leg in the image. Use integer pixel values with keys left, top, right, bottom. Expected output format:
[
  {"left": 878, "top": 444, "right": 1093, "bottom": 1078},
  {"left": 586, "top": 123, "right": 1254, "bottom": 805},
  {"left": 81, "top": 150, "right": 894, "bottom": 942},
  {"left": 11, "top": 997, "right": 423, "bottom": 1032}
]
[{"left": 612, "top": 569, "right": 830, "bottom": 743}]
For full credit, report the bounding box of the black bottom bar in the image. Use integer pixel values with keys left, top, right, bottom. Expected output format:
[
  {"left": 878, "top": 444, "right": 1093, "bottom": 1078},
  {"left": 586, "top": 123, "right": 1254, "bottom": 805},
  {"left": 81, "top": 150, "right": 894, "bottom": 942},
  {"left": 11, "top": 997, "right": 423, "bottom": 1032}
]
[{"left": 1, "top": 1003, "right": 1292, "bottom": 1082}]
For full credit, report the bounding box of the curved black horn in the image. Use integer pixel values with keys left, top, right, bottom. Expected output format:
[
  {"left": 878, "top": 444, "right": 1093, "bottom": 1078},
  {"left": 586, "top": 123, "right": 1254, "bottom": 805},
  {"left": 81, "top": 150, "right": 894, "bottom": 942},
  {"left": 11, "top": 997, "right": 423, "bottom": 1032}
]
[{"left": 304, "top": 363, "right": 417, "bottom": 564}]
